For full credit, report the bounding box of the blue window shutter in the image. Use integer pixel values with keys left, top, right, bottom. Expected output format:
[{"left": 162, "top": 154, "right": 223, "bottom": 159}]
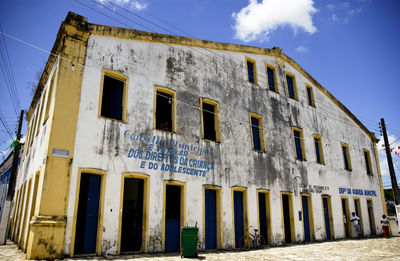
[
  {"left": 343, "top": 146, "right": 349, "bottom": 170},
  {"left": 294, "top": 130, "right": 303, "bottom": 160},
  {"left": 247, "top": 61, "right": 255, "bottom": 83},
  {"left": 267, "top": 67, "right": 275, "bottom": 91},
  {"left": 287, "top": 75, "right": 295, "bottom": 99},
  {"left": 307, "top": 87, "right": 313, "bottom": 106},
  {"left": 251, "top": 117, "right": 261, "bottom": 151},
  {"left": 314, "top": 138, "right": 321, "bottom": 163}
]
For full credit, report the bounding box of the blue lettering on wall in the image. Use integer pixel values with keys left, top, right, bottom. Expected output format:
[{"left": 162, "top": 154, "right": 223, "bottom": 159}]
[
  {"left": 339, "top": 187, "right": 376, "bottom": 197},
  {"left": 123, "top": 130, "right": 214, "bottom": 178}
]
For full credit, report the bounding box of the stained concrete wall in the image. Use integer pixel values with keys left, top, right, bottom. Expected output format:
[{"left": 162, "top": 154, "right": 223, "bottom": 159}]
[{"left": 64, "top": 34, "right": 383, "bottom": 255}]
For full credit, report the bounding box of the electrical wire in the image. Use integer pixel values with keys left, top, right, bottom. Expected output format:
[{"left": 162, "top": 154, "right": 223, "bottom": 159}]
[
  {"left": 0, "top": 24, "right": 21, "bottom": 116},
  {"left": 0, "top": 29, "right": 384, "bottom": 154},
  {"left": 1, "top": 7, "right": 397, "bottom": 156}
]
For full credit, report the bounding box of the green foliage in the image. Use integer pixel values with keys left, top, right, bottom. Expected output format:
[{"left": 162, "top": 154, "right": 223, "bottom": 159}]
[
  {"left": 386, "top": 202, "right": 396, "bottom": 216},
  {"left": 384, "top": 189, "right": 394, "bottom": 201}
]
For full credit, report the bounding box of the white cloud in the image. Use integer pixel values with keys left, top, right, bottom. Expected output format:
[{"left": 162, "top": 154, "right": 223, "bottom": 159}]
[
  {"left": 131, "top": 1, "right": 148, "bottom": 10},
  {"left": 232, "top": 0, "right": 318, "bottom": 42},
  {"left": 329, "top": 13, "right": 338, "bottom": 22},
  {"left": 98, "top": 0, "right": 148, "bottom": 10},
  {"left": 327, "top": 4, "right": 335, "bottom": 10},
  {"left": 295, "top": 46, "right": 308, "bottom": 53}
]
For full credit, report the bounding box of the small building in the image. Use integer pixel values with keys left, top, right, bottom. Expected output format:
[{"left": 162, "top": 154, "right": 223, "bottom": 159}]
[
  {"left": 11, "top": 12, "right": 386, "bottom": 259},
  {"left": 0, "top": 145, "right": 23, "bottom": 244}
]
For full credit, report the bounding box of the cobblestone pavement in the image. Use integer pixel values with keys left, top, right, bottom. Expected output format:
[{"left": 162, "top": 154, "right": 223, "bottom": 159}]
[{"left": 0, "top": 237, "right": 399, "bottom": 261}]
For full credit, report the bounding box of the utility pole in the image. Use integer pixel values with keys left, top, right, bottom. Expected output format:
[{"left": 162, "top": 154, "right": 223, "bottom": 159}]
[
  {"left": 380, "top": 118, "right": 400, "bottom": 205},
  {"left": 6, "top": 110, "right": 24, "bottom": 200},
  {"left": 0, "top": 110, "right": 24, "bottom": 244}
]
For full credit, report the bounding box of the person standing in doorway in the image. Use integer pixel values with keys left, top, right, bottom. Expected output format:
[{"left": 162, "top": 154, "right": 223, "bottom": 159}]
[
  {"left": 380, "top": 215, "right": 390, "bottom": 239},
  {"left": 350, "top": 212, "right": 362, "bottom": 238}
]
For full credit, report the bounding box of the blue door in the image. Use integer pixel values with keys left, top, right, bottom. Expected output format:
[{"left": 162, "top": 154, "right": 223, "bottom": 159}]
[
  {"left": 233, "top": 191, "right": 244, "bottom": 248},
  {"left": 302, "top": 196, "right": 311, "bottom": 242},
  {"left": 75, "top": 173, "right": 101, "bottom": 254},
  {"left": 165, "top": 185, "right": 181, "bottom": 252},
  {"left": 205, "top": 189, "right": 217, "bottom": 250},
  {"left": 323, "top": 197, "right": 331, "bottom": 240}
]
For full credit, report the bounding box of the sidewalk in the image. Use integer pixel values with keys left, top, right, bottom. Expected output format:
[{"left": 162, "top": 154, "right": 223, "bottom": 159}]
[{"left": 0, "top": 237, "right": 399, "bottom": 261}]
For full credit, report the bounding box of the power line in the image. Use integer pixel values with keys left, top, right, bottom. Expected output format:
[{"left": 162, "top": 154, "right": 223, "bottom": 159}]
[
  {"left": 0, "top": 24, "right": 21, "bottom": 115},
  {"left": 0, "top": 28, "right": 381, "bottom": 154},
  {"left": 0, "top": 8, "right": 392, "bottom": 155},
  {"left": 0, "top": 111, "right": 14, "bottom": 139}
]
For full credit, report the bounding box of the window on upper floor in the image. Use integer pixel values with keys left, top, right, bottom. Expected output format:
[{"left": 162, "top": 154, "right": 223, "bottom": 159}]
[
  {"left": 363, "top": 149, "right": 373, "bottom": 175},
  {"left": 154, "top": 87, "right": 176, "bottom": 133},
  {"left": 341, "top": 143, "right": 352, "bottom": 171},
  {"left": 44, "top": 72, "right": 56, "bottom": 123},
  {"left": 313, "top": 135, "right": 324, "bottom": 164},
  {"left": 201, "top": 99, "right": 220, "bottom": 142},
  {"left": 29, "top": 110, "right": 38, "bottom": 147},
  {"left": 250, "top": 114, "right": 265, "bottom": 152},
  {"left": 35, "top": 94, "right": 45, "bottom": 136},
  {"left": 99, "top": 70, "right": 128, "bottom": 122},
  {"left": 285, "top": 73, "right": 298, "bottom": 100},
  {"left": 293, "top": 128, "right": 306, "bottom": 160},
  {"left": 246, "top": 58, "right": 257, "bottom": 84},
  {"left": 266, "top": 64, "right": 278, "bottom": 93},
  {"left": 306, "top": 85, "right": 315, "bottom": 107}
]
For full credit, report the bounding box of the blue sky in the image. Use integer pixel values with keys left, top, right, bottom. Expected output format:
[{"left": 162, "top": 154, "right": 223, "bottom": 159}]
[{"left": 0, "top": 0, "right": 399, "bottom": 187}]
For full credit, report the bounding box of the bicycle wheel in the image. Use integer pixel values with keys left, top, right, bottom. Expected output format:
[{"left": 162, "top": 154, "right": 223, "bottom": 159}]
[
  {"left": 256, "top": 234, "right": 265, "bottom": 249},
  {"left": 239, "top": 236, "right": 251, "bottom": 250}
]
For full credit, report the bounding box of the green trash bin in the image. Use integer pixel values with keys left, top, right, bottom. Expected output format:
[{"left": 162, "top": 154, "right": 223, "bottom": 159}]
[{"left": 181, "top": 226, "right": 199, "bottom": 258}]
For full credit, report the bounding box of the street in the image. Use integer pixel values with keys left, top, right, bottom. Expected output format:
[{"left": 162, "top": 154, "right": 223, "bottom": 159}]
[{"left": 0, "top": 237, "right": 399, "bottom": 261}]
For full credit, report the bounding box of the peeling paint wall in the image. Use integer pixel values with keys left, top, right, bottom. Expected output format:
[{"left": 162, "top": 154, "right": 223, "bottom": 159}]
[{"left": 64, "top": 34, "right": 384, "bottom": 255}]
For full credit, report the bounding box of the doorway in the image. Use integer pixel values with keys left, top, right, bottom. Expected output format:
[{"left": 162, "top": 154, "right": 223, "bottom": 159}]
[
  {"left": 282, "top": 193, "right": 294, "bottom": 243},
  {"left": 165, "top": 185, "right": 181, "bottom": 252},
  {"left": 74, "top": 173, "right": 102, "bottom": 254},
  {"left": 366, "top": 199, "right": 376, "bottom": 235},
  {"left": 322, "top": 196, "right": 333, "bottom": 240},
  {"left": 341, "top": 198, "right": 351, "bottom": 238},
  {"left": 354, "top": 198, "right": 364, "bottom": 236},
  {"left": 120, "top": 178, "right": 144, "bottom": 252},
  {"left": 301, "top": 195, "right": 313, "bottom": 242},
  {"left": 233, "top": 190, "right": 247, "bottom": 248},
  {"left": 205, "top": 189, "right": 217, "bottom": 250},
  {"left": 257, "top": 191, "right": 270, "bottom": 245}
]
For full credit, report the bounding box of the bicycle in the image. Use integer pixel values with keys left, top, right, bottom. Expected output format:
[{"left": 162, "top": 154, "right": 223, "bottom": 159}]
[{"left": 239, "top": 226, "right": 265, "bottom": 250}]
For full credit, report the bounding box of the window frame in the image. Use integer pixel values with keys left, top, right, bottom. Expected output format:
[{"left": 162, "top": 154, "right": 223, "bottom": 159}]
[
  {"left": 44, "top": 70, "right": 56, "bottom": 124},
  {"left": 285, "top": 73, "right": 298, "bottom": 101},
  {"left": 341, "top": 143, "right": 352, "bottom": 171},
  {"left": 249, "top": 113, "right": 266, "bottom": 152},
  {"left": 153, "top": 86, "right": 177, "bottom": 133},
  {"left": 266, "top": 63, "right": 278, "bottom": 93},
  {"left": 292, "top": 127, "right": 306, "bottom": 161},
  {"left": 245, "top": 57, "right": 257, "bottom": 85},
  {"left": 200, "top": 98, "right": 221, "bottom": 143},
  {"left": 313, "top": 135, "right": 325, "bottom": 164},
  {"left": 363, "top": 149, "right": 373, "bottom": 175},
  {"left": 98, "top": 69, "right": 128, "bottom": 122},
  {"left": 306, "top": 85, "right": 316, "bottom": 107}
]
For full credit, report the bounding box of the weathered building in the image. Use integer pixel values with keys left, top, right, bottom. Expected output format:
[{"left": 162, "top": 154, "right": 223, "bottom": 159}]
[
  {"left": 0, "top": 146, "right": 23, "bottom": 244},
  {"left": 11, "top": 12, "right": 386, "bottom": 259}
]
